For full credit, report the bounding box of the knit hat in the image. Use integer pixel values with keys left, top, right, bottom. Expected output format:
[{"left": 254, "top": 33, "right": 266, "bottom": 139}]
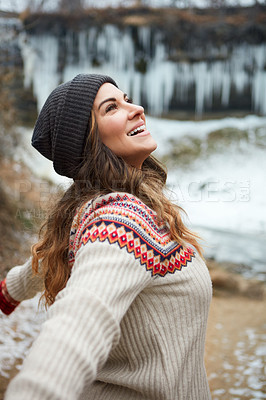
[{"left": 32, "top": 74, "right": 118, "bottom": 178}]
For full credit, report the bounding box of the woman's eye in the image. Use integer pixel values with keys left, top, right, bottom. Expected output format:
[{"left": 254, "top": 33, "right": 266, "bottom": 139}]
[
  {"left": 126, "top": 97, "right": 133, "bottom": 104},
  {"left": 105, "top": 103, "right": 117, "bottom": 113}
]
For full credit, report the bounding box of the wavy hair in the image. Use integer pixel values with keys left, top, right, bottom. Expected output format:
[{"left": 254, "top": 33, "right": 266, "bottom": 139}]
[{"left": 32, "top": 112, "right": 202, "bottom": 307}]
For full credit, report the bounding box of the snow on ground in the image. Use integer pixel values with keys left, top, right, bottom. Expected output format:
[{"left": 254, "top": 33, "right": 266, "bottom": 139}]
[
  {"left": 0, "top": 295, "right": 44, "bottom": 378},
  {"left": 147, "top": 114, "right": 266, "bottom": 155},
  {"left": 149, "top": 115, "right": 266, "bottom": 233},
  {"left": 148, "top": 115, "right": 266, "bottom": 238}
]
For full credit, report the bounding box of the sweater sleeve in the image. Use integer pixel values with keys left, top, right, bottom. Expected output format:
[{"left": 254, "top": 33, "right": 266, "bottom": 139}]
[
  {"left": 0, "top": 259, "right": 44, "bottom": 315},
  {"left": 5, "top": 239, "right": 153, "bottom": 400}
]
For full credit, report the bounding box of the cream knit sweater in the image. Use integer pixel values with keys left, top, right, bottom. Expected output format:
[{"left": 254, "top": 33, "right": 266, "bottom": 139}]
[{"left": 4, "top": 192, "right": 212, "bottom": 400}]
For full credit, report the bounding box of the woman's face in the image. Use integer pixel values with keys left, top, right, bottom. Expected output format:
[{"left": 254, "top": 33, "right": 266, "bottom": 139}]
[{"left": 93, "top": 83, "right": 157, "bottom": 168}]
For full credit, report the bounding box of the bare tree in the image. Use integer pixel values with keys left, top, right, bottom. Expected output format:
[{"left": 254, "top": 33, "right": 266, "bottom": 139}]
[
  {"left": 58, "top": 0, "right": 85, "bottom": 13},
  {"left": 211, "top": 0, "right": 227, "bottom": 7},
  {"left": 23, "top": 0, "right": 46, "bottom": 12}
]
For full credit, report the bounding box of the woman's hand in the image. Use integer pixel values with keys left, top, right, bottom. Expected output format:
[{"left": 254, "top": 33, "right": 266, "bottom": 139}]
[{"left": 0, "top": 279, "right": 20, "bottom": 315}]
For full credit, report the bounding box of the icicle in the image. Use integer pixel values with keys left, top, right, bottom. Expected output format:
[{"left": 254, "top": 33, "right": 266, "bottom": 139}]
[
  {"left": 19, "top": 34, "right": 60, "bottom": 111},
  {"left": 138, "top": 26, "right": 151, "bottom": 56},
  {"left": 221, "top": 62, "right": 231, "bottom": 107},
  {"left": 252, "top": 45, "right": 266, "bottom": 115}
]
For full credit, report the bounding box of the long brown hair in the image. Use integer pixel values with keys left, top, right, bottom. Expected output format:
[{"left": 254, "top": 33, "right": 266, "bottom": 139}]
[{"left": 32, "top": 112, "right": 202, "bottom": 307}]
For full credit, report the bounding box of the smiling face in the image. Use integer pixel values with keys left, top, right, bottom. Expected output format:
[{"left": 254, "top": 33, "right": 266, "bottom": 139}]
[{"left": 92, "top": 83, "right": 157, "bottom": 169}]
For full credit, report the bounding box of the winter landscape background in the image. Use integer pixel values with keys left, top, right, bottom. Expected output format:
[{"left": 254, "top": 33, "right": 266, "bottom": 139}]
[{"left": 0, "top": 1, "right": 265, "bottom": 399}]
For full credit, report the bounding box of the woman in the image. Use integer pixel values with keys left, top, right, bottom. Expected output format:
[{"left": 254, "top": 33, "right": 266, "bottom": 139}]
[{"left": 0, "top": 74, "right": 212, "bottom": 400}]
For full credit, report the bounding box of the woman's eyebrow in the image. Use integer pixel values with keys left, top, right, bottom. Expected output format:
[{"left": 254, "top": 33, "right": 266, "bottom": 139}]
[
  {"left": 98, "top": 97, "right": 116, "bottom": 111},
  {"left": 98, "top": 93, "right": 128, "bottom": 111}
]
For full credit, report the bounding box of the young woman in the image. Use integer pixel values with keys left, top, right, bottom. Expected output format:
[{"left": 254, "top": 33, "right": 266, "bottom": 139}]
[{"left": 0, "top": 74, "right": 212, "bottom": 400}]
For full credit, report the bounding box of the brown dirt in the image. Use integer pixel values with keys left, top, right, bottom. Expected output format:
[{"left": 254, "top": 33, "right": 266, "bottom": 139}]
[
  {"left": 205, "top": 260, "right": 266, "bottom": 398},
  {"left": 206, "top": 296, "right": 266, "bottom": 399}
]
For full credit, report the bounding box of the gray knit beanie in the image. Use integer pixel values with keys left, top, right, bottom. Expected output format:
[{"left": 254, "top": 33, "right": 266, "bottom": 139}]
[{"left": 32, "top": 74, "right": 117, "bottom": 178}]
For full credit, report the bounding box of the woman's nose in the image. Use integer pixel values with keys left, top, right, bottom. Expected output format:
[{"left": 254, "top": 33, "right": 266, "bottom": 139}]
[{"left": 128, "top": 103, "right": 145, "bottom": 119}]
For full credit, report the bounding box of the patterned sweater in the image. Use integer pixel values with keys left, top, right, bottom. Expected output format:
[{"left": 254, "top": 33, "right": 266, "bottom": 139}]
[{"left": 3, "top": 192, "right": 212, "bottom": 400}]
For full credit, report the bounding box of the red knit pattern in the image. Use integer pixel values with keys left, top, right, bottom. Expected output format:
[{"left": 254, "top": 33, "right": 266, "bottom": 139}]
[
  {"left": 0, "top": 279, "right": 20, "bottom": 315},
  {"left": 78, "top": 221, "right": 194, "bottom": 277},
  {"left": 69, "top": 193, "right": 195, "bottom": 277}
]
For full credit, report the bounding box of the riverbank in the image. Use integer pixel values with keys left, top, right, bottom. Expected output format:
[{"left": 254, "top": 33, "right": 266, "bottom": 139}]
[{"left": 206, "top": 295, "right": 265, "bottom": 399}]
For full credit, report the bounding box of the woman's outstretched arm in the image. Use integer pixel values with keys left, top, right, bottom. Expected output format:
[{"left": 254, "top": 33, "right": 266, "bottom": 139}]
[
  {"left": 0, "top": 259, "right": 44, "bottom": 315},
  {"left": 4, "top": 239, "right": 153, "bottom": 400}
]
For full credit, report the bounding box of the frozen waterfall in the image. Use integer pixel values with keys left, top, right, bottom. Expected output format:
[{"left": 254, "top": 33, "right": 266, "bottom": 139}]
[{"left": 19, "top": 25, "right": 266, "bottom": 116}]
